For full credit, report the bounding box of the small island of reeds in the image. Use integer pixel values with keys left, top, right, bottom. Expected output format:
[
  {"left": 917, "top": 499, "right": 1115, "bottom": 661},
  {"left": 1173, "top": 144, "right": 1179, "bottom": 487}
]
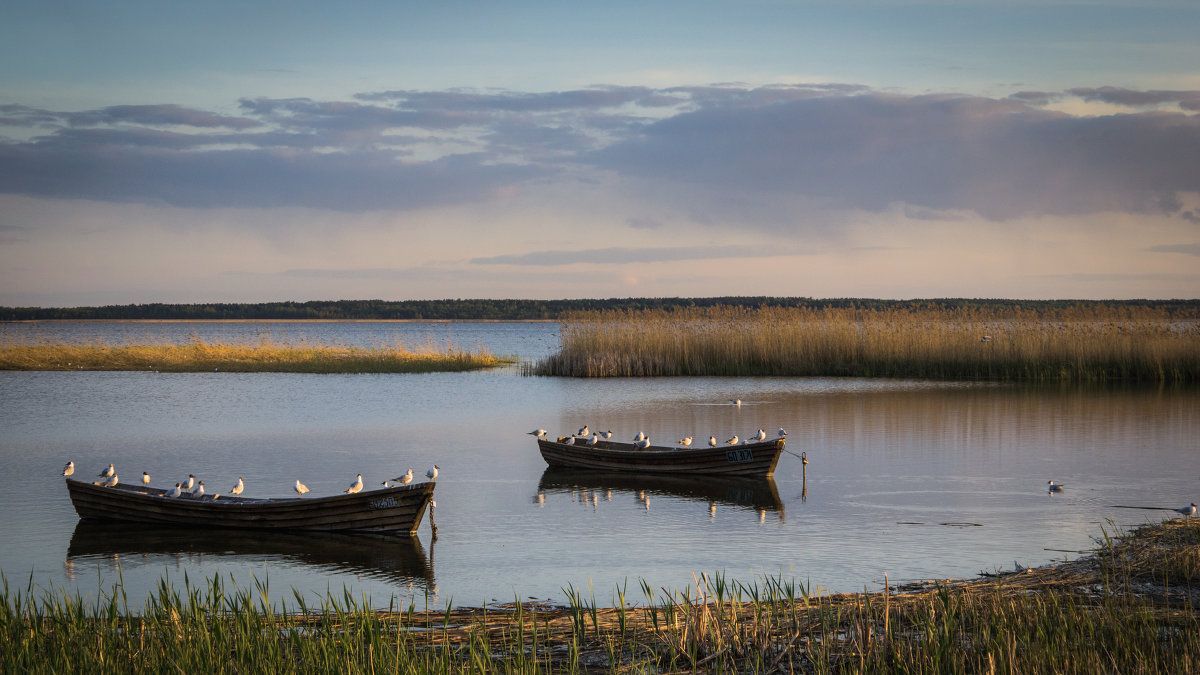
[
  {"left": 2, "top": 518, "right": 1197, "bottom": 673},
  {"left": 532, "top": 304, "right": 1200, "bottom": 383},
  {"left": 0, "top": 338, "right": 517, "bottom": 374}
]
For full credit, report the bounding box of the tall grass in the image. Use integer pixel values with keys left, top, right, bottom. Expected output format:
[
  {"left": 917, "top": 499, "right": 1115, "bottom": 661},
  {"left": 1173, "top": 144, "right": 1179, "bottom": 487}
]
[
  {"left": 0, "top": 337, "right": 517, "bottom": 373},
  {"left": 4, "top": 519, "right": 1198, "bottom": 672},
  {"left": 532, "top": 304, "right": 1200, "bottom": 382}
]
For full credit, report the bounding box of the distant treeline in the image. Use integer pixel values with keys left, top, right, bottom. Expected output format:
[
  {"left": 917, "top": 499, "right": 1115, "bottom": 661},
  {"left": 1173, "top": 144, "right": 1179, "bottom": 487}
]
[{"left": 2, "top": 297, "right": 1198, "bottom": 321}]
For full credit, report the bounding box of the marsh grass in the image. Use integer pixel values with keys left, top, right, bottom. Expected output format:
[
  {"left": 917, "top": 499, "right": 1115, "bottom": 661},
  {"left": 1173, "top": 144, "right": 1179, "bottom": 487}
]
[
  {"left": 0, "top": 337, "right": 517, "bottom": 373},
  {"left": 4, "top": 519, "right": 1198, "bottom": 673},
  {"left": 532, "top": 304, "right": 1200, "bottom": 382}
]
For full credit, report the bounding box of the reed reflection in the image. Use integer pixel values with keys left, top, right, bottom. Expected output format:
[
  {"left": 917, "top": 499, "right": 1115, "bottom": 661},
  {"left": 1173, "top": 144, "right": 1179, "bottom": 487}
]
[
  {"left": 66, "top": 521, "right": 434, "bottom": 589},
  {"left": 536, "top": 468, "right": 785, "bottom": 522}
]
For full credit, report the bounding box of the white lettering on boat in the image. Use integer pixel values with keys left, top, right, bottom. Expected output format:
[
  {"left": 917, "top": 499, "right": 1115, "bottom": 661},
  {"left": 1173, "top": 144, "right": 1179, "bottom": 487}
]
[
  {"left": 369, "top": 496, "right": 399, "bottom": 510},
  {"left": 726, "top": 449, "right": 754, "bottom": 463}
]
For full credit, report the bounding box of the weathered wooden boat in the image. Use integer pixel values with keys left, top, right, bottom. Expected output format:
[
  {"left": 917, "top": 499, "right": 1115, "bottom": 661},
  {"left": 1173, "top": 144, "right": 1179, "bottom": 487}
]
[
  {"left": 537, "top": 467, "right": 783, "bottom": 513},
  {"left": 537, "top": 437, "right": 784, "bottom": 477},
  {"left": 65, "top": 478, "right": 434, "bottom": 534},
  {"left": 67, "top": 521, "right": 434, "bottom": 585}
]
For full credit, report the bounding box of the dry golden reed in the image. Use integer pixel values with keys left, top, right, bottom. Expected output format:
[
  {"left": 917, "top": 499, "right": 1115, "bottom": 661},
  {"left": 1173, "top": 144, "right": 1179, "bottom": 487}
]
[
  {"left": 0, "top": 337, "right": 515, "bottom": 373},
  {"left": 533, "top": 304, "right": 1200, "bottom": 382}
]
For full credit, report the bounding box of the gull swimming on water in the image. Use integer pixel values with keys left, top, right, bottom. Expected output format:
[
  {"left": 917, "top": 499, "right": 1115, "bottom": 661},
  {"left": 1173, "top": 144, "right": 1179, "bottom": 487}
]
[
  {"left": 426, "top": 465, "right": 439, "bottom": 480},
  {"left": 294, "top": 479, "right": 310, "bottom": 496},
  {"left": 1047, "top": 481, "right": 1064, "bottom": 492},
  {"left": 678, "top": 436, "right": 693, "bottom": 447},
  {"left": 709, "top": 436, "right": 717, "bottom": 447},
  {"left": 99, "top": 464, "right": 115, "bottom": 478},
  {"left": 62, "top": 461, "right": 75, "bottom": 476},
  {"left": 528, "top": 429, "right": 548, "bottom": 437},
  {"left": 726, "top": 435, "right": 739, "bottom": 445},
  {"left": 1176, "top": 503, "right": 1197, "bottom": 519},
  {"left": 167, "top": 483, "right": 182, "bottom": 498},
  {"left": 231, "top": 477, "right": 244, "bottom": 495},
  {"left": 142, "top": 472, "right": 151, "bottom": 485},
  {"left": 345, "top": 473, "right": 364, "bottom": 494}
]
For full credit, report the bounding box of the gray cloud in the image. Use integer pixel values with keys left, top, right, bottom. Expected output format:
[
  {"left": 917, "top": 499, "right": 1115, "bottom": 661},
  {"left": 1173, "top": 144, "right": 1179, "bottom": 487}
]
[
  {"left": 471, "top": 244, "right": 812, "bottom": 266},
  {"left": 1067, "top": 87, "right": 1200, "bottom": 111},
  {"left": 1147, "top": 243, "right": 1200, "bottom": 256}
]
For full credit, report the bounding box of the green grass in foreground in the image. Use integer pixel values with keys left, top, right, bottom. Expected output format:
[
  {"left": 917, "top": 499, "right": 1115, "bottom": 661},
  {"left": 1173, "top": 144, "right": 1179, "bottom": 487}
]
[
  {"left": 532, "top": 305, "right": 1200, "bottom": 382},
  {"left": 0, "top": 339, "right": 517, "bottom": 373},
  {"left": 3, "top": 519, "right": 1197, "bottom": 673}
]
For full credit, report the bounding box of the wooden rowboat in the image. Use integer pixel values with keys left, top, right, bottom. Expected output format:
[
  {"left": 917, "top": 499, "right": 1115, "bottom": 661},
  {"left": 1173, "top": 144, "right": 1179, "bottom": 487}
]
[
  {"left": 65, "top": 478, "right": 434, "bottom": 534},
  {"left": 537, "top": 437, "right": 784, "bottom": 477}
]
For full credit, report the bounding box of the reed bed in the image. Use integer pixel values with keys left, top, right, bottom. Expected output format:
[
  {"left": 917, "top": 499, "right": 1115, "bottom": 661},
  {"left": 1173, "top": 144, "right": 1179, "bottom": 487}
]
[
  {"left": 0, "top": 337, "right": 517, "bottom": 373},
  {"left": 4, "top": 519, "right": 1198, "bottom": 673},
  {"left": 531, "top": 304, "right": 1200, "bottom": 382}
]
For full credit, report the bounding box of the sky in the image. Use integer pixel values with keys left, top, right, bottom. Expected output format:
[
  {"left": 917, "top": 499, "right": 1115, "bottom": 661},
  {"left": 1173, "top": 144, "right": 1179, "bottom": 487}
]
[{"left": 2, "top": 0, "right": 1199, "bottom": 305}]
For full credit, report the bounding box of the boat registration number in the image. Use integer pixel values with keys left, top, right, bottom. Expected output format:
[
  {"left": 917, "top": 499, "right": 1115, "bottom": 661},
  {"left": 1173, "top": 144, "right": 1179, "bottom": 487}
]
[
  {"left": 726, "top": 449, "right": 755, "bottom": 463},
  {"left": 369, "top": 496, "right": 399, "bottom": 510}
]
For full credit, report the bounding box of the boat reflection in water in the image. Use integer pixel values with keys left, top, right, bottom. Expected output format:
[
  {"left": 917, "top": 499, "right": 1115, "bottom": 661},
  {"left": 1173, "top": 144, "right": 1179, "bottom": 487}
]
[
  {"left": 66, "top": 521, "right": 434, "bottom": 589},
  {"left": 536, "top": 468, "right": 785, "bottom": 522}
]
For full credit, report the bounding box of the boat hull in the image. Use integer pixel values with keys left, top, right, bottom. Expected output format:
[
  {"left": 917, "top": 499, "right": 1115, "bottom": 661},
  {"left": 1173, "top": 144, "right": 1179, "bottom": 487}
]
[
  {"left": 65, "top": 479, "right": 433, "bottom": 534},
  {"left": 537, "top": 438, "right": 783, "bottom": 476}
]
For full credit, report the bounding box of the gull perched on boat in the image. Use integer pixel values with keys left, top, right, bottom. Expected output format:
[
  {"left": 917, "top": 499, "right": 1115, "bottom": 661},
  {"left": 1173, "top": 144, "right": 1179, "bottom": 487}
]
[
  {"left": 586, "top": 433, "right": 599, "bottom": 446},
  {"left": 634, "top": 437, "right": 651, "bottom": 449},
  {"left": 294, "top": 479, "right": 310, "bottom": 496},
  {"left": 104, "top": 473, "right": 119, "bottom": 487},
  {"left": 1176, "top": 503, "right": 1197, "bottom": 519},
  {"left": 577, "top": 425, "right": 589, "bottom": 437},
  {"left": 679, "top": 436, "right": 693, "bottom": 447},
  {"left": 345, "top": 473, "right": 364, "bottom": 494},
  {"left": 426, "top": 465, "right": 439, "bottom": 481},
  {"left": 231, "top": 477, "right": 244, "bottom": 495},
  {"left": 528, "top": 428, "right": 548, "bottom": 437},
  {"left": 1047, "top": 481, "right": 1064, "bottom": 492},
  {"left": 98, "top": 464, "right": 115, "bottom": 478},
  {"left": 754, "top": 429, "right": 767, "bottom": 441},
  {"left": 183, "top": 474, "right": 195, "bottom": 491},
  {"left": 384, "top": 469, "right": 414, "bottom": 487},
  {"left": 62, "top": 461, "right": 75, "bottom": 476},
  {"left": 726, "top": 435, "right": 739, "bottom": 445},
  {"left": 778, "top": 427, "right": 787, "bottom": 438},
  {"left": 167, "top": 483, "right": 182, "bottom": 498},
  {"left": 142, "top": 472, "right": 151, "bottom": 485},
  {"left": 193, "top": 481, "right": 205, "bottom": 498},
  {"left": 633, "top": 431, "right": 646, "bottom": 442},
  {"left": 563, "top": 435, "right": 575, "bottom": 445},
  {"left": 709, "top": 436, "right": 717, "bottom": 447},
  {"left": 600, "top": 430, "right": 613, "bottom": 439}
]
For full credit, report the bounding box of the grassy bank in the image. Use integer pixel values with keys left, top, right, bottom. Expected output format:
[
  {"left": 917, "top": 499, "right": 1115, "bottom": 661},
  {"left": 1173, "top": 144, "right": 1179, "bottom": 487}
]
[
  {"left": 532, "top": 304, "right": 1200, "bottom": 382},
  {"left": 0, "top": 338, "right": 517, "bottom": 373},
  {"left": 3, "top": 519, "right": 1198, "bottom": 673}
]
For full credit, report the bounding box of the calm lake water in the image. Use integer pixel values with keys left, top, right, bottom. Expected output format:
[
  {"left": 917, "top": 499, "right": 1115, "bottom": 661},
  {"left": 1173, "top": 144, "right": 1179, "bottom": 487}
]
[{"left": 1, "top": 321, "right": 1197, "bottom": 610}]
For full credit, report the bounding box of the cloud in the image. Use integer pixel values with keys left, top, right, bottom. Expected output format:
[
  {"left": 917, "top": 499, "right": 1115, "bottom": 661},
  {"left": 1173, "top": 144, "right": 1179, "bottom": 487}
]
[
  {"left": 1147, "top": 243, "right": 1200, "bottom": 256},
  {"left": 470, "top": 244, "right": 813, "bottom": 266}
]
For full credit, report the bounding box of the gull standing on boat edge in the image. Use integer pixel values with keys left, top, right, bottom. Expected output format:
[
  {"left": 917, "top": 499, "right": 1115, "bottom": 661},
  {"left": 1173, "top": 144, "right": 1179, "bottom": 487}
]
[
  {"left": 426, "top": 465, "right": 439, "bottom": 481},
  {"left": 231, "top": 477, "right": 244, "bottom": 495},
  {"left": 345, "top": 473, "right": 364, "bottom": 494},
  {"left": 294, "top": 479, "right": 310, "bottom": 496},
  {"left": 62, "top": 461, "right": 75, "bottom": 476}
]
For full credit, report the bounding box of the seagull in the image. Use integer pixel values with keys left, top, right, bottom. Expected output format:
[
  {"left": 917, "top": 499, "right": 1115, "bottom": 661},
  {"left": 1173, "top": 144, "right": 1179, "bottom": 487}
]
[
  {"left": 183, "top": 474, "right": 195, "bottom": 491},
  {"left": 142, "top": 472, "right": 151, "bottom": 485},
  {"left": 231, "top": 477, "right": 244, "bottom": 495},
  {"left": 1176, "top": 503, "right": 1197, "bottom": 519},
  {"left": 1047, "top": 481, "right": 1064, "bottom": 492},
  {"left": 563, "top": 435, "right": 575, "bottom": 445},
  {"left": 679, "top": 436, "right": 693, "bottom": 447},
  {"left": 426, "top": 465, "right": 439, "bottom": 480},
  {"left": 167, "top": 483, "right": 181, "bottom": 498},
  {"left": 600, "top": 430, "right": 613, "bottom": 439},
  {"left": 709, "top": 436, "right": 717, "bottom": 447},
  {"left": 345, "top": 473, "right": 364, "bottom": 494},
  {"left": 104, "top": 473, "right": 119, "bottom": 487},
  {"left": 634, "top": 437, "right": 651, "bottom": 448},
  {"left": 754, "top": 429, "right": 766, "bottom": 441},
  {"left": 98, "top": 464, "right": 115, "bottom": 478},
  {"left": 726, "top": 435, "right": 739, "bottom": 445},
  {"left": 193, "top": 481, "right": 205, "bottom": 498},
  {"left": 294, "top": 479, "right": 310, "bottom": 496},
  {"left": 386, "top": 469, "right": 414, "bottom": 486},
  {"left": 528, "top": 428, "right": 548, "bottom": 437},
  {"left": 62, "top": 461, "right": 75, "bottom": 476},
  {"left": 577, "top": 425, "right": 589, "bottom": 437},
  {"left": 633, "top": 431, "right": 646, "bottom": 442},
  {"left": 586, "top": 433, "right": 599, "bottom": 446},
  {"left": 778, "top": 427, "right": 787, "bottom": 438}
]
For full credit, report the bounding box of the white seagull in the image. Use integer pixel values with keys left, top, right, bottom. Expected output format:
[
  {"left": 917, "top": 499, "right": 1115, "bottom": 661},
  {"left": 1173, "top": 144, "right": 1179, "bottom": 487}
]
[
  {"left": 633, "top": 431, "right": 646, "bottom": 442},
  {"left": 98, "top": 464, "right": 115, "bottom": 478},
  {"left": 634, "top": 437, "right": 651, "bottom": 448},
  {"left": 345, "top": 473, "right": 364, "bottom": 494},
  {"left": 528, "top": 428, "right": 548, "bottom": 437},
  {"left": 389, "top": 469, "right": 414, "bottom": 486},
  {"left": 231, "top": 477, "right": 245, "bottom": 495},
  {"left": 577, "top": 425, "right": 589, "bottom": 437},
  {"left": 679, "top": 436, "right": 693, "bottom": 447},
  {"left": 709, "top": 436, "right": 717, "bottom": 447},
  {"left": 193, "top": 481, "right": 205, "bottom": 498},
  {"left": 754, "top": 429, "right": 766, "bottom": 441},
  {"left": 62, "top": 461, "right": 75, "bottom": 476},
  {"left": 104, "top": 473, "right": 119, "bottom": 487},
  {"left": 183, "top": 474, "right": 195, "bottom": 491},
  {"left": 778, "top": 427, "right": 787, "bottom": 438},
  {"left": 142, "top": 472, "right": 151, "bottom": 485},
  {"left": 600, "top": 430, "right": 613, "bottom": 439},
  {"left": 564, "top": 435, "right": 575, "bottom": 445},
  {"left": 167, "top": 483, "right": 182, "bottom": 498},
  {"left": 1176, "top": 503, "right": 1197, "bottom": 519},
  {"left": 294, "top": 479, "right": 310, "bottom": 496},
  {"left": 426, "top": 465, "right": 439, "bottom": 481},
  {"left": 1047, "top": 481, "right": 1064, "bottom": 492},
  {"left": 726, "top": 435, "right": 739, "bottom": 445},
  {"left": 586, "top": 433, "right": 599, "bottom": 446}
]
